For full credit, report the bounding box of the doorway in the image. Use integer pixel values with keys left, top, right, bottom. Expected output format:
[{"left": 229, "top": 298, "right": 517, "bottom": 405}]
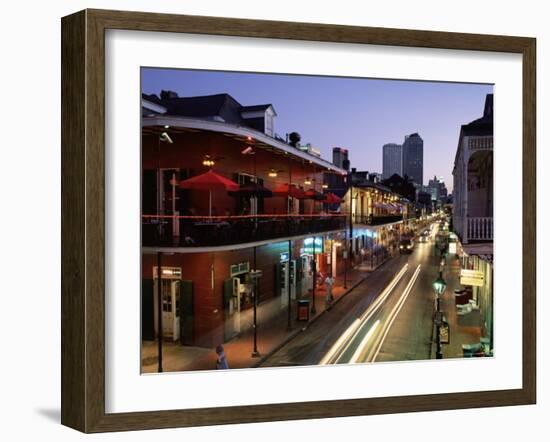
[
  {"left": 153, "top": 277, "right": 181, "bottom": 342},
  {"left": 223, "top": 277, "right": 242, "bottom": 341}
]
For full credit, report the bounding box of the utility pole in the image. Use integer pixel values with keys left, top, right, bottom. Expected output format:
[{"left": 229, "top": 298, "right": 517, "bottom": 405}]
[
  {"left": 252, "top": 246, "right": 260, "bottom": 357},
  {"left": 311, "top": 236, "right": 317, "bottom": 315},
  {"left": 156, "top": 251, "right": 163, "bottom": 373}
]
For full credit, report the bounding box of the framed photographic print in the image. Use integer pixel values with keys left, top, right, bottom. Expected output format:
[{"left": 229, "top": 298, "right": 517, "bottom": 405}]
[{"left": 61, "top": 9, "right": 536, "bottom": 433}]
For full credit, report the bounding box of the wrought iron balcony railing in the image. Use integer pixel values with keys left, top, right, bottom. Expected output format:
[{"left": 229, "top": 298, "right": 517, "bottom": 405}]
[
  {"left": 466, "top": 217, "right": 493, "bottom": 241},
  {"left": 142, "top": 213, "right": 347, "bottom": 248},
  {"left": 352, "top": 214, "right": 404, "bottom": 226}
]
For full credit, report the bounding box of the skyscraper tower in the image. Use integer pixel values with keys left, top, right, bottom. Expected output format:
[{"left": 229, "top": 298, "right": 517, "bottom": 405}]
[
  {"left": 332, "top": 147, "right": 349, "bottom": 171},
  {"left": 402, "top": 133, "right": 424, "bottom": 185},
  {"left": 382, "top": 143, "right": 402, "bottom": 179}
]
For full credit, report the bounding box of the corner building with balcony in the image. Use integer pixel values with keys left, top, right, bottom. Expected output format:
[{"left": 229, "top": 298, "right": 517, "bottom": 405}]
[
  {"left": 452, "top": 93, "right": 494, "bottom": 351},
  {"left": 140, "top": 92, "right": 348, "bottom": 350},
  {"left": 342, "top": 180, "right": 411, "bottom": 270}
]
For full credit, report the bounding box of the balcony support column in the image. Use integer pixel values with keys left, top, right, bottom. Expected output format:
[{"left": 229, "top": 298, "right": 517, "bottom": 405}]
[
  {"left": 463, "top": 145, "right": 469, "bottom": 244},
  {"left": 287, "top": 239, "right": 292, "bottom": 331}
]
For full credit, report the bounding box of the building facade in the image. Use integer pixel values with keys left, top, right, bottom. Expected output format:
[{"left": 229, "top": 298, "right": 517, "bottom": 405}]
[
  {"left": 452, "top": 95, "right": 493, "bottom": 245},
  {"left": 341, "top": 182, "right": 410, "bottom": 269},
  {"left": 332, "top": 147, "right": 350, "bottom": 171},
  {"left": 451, "top": 93, "right": 494, "bottom": 352},
  {"left": 382, "top": 143, "right": 402, "bottom": 179},
  {"left": 427, "top": 175, "right": 449, "bottom": 205},
  {"left": 141, "top": 92, "right": 348, "bottom": 349},
  {"left": 402, "top": 133, "right": 424, "bottom": 185}
]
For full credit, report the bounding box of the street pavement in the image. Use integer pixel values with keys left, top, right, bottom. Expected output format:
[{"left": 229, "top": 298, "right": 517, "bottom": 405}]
[
  {"left": 258, "top": 254, "right": 409, "bottom": 367},
  {"left": 373, "top": 240, "right": 441, "bottom": 362},
  {"left": 260, "top": 229, "right": 453, "bottom": 367}
]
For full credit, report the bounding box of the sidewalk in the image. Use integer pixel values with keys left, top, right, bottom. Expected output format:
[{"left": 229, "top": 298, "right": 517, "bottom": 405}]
[
  {"left": 431, "top": 253, "right": 481, "bottom": 359},
  {"left": 142, "top": 257, "right": 388, "bottom": 373}
]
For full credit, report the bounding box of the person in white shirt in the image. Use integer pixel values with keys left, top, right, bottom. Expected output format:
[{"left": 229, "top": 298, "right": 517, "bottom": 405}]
[{"left": 324, "top": 275, "right": 335, "bottom": 309}]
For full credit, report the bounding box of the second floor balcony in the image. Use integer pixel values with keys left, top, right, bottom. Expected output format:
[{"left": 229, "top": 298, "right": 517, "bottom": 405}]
[
  {"left": 352, "top": 214, "right": 404, "bottom": 226},
  {"left": 143, "top": 213, "right": 347, "bottom": 248},
  {"left": 453, "top": 215, "right": 493, "bottom": 244},
  {"left": 465, "top": 216, "right": 493, "bottom": 242}
]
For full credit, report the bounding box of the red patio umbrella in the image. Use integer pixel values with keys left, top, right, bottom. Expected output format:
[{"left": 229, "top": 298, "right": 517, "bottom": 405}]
[
  {"left": 228, "top": 182, "right": 273, "bottom": 198},
  {"left": 323, "top": 192, "right": 342, "bottom": 204},
  {"left": 304, "top": 189, "right": 325, "bottom": 201},
  {"left": 179, "top": 170, "right": 239, "bottom": 216},
  {"left": 272, "top": 183, "right": 306, "bottom": 199}
]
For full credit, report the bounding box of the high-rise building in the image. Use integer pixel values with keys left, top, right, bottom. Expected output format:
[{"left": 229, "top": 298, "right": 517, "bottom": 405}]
[
  {"left": 402, "top": 133, "right": 424, "bottom": 185},
  {"left": 332, "top": 147, "right": 349, "bottom": 171},
  {"left": 427, "top": 175, "right": 448, "bottom": 203},
  {"left": 382, "top": 143, "right": 402, "bottom": 179}
]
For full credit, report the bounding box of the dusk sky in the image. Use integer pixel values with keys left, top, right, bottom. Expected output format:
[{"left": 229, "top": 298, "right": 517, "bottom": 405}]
[{"left": 142, "top": 68, "right": 493, "bottom": 193}]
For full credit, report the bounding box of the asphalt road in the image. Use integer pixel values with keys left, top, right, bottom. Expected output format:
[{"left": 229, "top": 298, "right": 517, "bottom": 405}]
[
  {"left": 330, "top": 238, "right": 440, "bottom": 364},
  {"left": 260, "top": 225, "right": 443, "bottom": 367}
]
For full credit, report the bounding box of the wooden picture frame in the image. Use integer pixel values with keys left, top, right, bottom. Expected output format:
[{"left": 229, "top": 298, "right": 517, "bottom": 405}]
[{"left": 61, "top": 8, "right": 536, "bottom": 433}]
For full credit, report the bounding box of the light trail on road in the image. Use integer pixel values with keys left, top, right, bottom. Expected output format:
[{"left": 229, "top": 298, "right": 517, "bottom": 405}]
[
  {"left": 320, "top": 263, "right": 409, "bottom": 365},
  {"left": 371, "top": 265, "right": 422, "bottom": 362},
  {"left": 259, "top": 223, "right": 449, "bottom": 368},
  {"left": 350, "top": 320, "right": 380, "bottom": 363},
  {"left": 322, "top": 262, "right": 423, "bottom": 365}
]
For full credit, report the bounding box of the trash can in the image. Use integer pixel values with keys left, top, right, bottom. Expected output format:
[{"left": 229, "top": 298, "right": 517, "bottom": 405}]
[{"left": 297, "top": 299, "right": 310, "bottom": 321}]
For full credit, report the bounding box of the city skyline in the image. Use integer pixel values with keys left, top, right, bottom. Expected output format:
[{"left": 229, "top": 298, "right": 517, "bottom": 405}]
[{"left": 142, "top": 68, "right": 493, "bottom": 192}]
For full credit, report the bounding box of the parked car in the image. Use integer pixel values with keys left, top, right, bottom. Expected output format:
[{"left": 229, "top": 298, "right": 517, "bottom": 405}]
[{"left": 399, "top": 238, "right": 414, "bottom": 254}]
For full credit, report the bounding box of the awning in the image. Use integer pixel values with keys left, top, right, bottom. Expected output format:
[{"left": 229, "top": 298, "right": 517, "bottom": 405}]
[
  {"left": 323, "top": 192, "right": 342, "bottom": 204},
  {"left": 272, "top": 183, "right": 307, "bottom": 199},
  {"left": 179, "top": 169, "right": 239, "bottom": 192}
]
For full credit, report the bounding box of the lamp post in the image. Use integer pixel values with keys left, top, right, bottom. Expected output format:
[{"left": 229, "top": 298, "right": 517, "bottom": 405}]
[
  {"left": 156, "top": 252, "right": 163, "bottom": 373},
  {"left": 311, "top": 236, "right": 317, "bottom": 315},
  {"left": 155, "top": 127, "right": 172, "bottom": 373},
  {"left": 343, "top": 228, "right": 348, "bottom": 289},
  {"left": 251, "top": 246, "right": 261, "bottom": 358},
  {"left": 432, "top": 273, "right": 447, "bottom": 359}
]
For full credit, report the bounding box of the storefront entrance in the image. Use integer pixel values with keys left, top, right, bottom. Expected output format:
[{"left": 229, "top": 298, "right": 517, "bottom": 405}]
[
  {"left": 223, "top": 277, "right": 241, "bottom": 341},
  {"left": 277, "top": 257, "right": 299, "bottom": 307},
  {"left": 223, "top": 262, "right": 254, "bottom": 341},
  {"left": 153, "top": 267, "right": 181, "bottom": 342},
  {"left": 149, "top": 266, "right": 194, "bottom": 345},
  {"left": 155, "top": 278, "right": 180, "bottom": 341},
  {"left": 300, "top": 255, "right": 313, "bottom": 295}
]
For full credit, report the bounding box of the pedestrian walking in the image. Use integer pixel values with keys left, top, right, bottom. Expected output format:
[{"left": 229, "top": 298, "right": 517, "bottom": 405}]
[
  {"left": 324, "top": 274, "right": 334, "bottom": 309},
  {"left": 215, "top": 344, "right": 229, "bottom": 370},
  {"left": 316, "top": 271, "right": 325, "bottom": 290}
]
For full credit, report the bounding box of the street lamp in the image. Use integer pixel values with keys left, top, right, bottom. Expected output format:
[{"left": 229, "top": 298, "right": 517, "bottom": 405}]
[
  {"left": 432, "top": 273, "right": 447, "bottom": 359},
  {"left": 156, "top": 127, "right": 173, "bottom": 373}
]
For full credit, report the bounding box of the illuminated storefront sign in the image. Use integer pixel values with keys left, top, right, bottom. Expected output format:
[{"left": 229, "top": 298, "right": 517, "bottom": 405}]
[
  {"left": 303, "top": 237, "right": 324, "bottom": 254},
  {"left": 153, "top": 266, "right": 182, "bottom": 279},
  {"left": 448, "top": 242, "right": 457, "bottom": 254},
  {"left": 230, "top": 261, "right": 250, "bottom": 277},
  {"left": 460, "top": 269, "right": 484, "bottom": 287}
]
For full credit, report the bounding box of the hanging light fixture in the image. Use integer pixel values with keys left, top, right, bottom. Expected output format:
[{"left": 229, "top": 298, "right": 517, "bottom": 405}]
[{"left": 202, "top": 155, "right": 216, "bottom": 168}]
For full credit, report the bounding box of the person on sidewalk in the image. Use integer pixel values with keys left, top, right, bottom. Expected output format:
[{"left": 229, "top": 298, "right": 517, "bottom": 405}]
[
  {"left": 316, "top": 271, "right": 325, "bottom": 291},
  {"left": 215, "top": 344, "right": 229, "bottom": 370},
  {"left": 324, "top": 274, "right": 334, "bottom": 309}
]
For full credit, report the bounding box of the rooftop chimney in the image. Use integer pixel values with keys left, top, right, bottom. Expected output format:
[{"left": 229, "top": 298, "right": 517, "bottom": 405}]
[{"left": 160, "top": 90, "right": 179, "bottom": 100}]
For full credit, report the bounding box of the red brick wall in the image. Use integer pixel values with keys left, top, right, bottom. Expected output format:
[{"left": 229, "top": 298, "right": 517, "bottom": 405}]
[{"left": 141, "top": 236, "right": 340, "bottom": 348}]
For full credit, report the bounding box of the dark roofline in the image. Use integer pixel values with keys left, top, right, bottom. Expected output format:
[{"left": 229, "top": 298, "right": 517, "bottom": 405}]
[
  {"left": 142, "top": 92, "right": 275, "bottom": 114},
  {"left": 241, "top": 104, "right": 273, "bottom": 112}
]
